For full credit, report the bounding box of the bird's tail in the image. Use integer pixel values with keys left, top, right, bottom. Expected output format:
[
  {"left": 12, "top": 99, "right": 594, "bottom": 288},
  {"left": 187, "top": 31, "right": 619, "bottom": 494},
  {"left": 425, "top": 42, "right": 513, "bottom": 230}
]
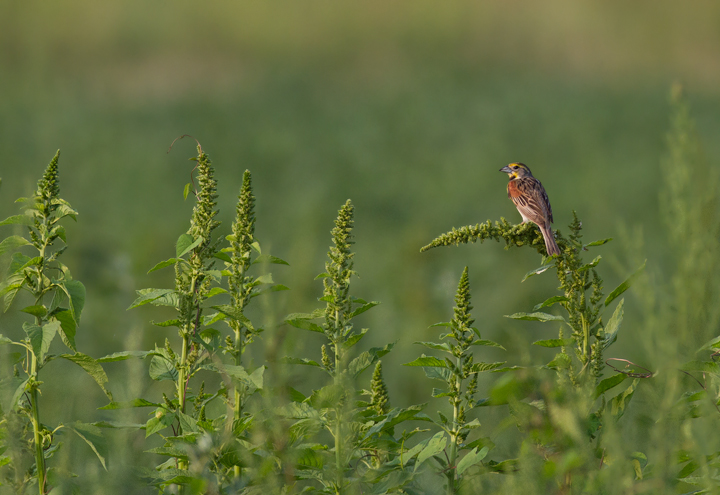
[{"left": 540, "top": 224, "right": 561, "bottom": 257}]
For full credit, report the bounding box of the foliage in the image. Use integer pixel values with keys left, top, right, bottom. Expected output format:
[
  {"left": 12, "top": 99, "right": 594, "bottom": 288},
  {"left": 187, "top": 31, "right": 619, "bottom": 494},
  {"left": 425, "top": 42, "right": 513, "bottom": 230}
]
[{"left": 0, "top": 152, "right": 109, "bottom": 494}]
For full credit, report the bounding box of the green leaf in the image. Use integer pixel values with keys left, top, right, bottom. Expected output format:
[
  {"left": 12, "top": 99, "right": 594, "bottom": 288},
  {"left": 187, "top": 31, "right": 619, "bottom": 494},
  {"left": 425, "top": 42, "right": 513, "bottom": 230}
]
[
  {"left": 416, "top": 432, "right": 447, "bottom": 470},
  {"left": 602, "top": 298, "right": 624, "bottom": 350},
  {"left": 414, "top": 341, "right": 452, "bottom": 352},
  {"left": 205, "top": 287, "right": 227, "bottom": 299},
  {"left": 532, "top": 338, "right": 574, "bottom": 348},
  {"left": 578, "top": 255, "right": 602, "bottom": 272},
  {"left": 183, "top": 183, "right": 192, "bottom": 200},
  {"left": 457, "top": 446, "right": 490, "bottom": 475},
  {"left": 20, "top": 305, "right": 47, "bottom": 318},
  {"left": 60, "top": 353, "right": 113, "bottom": 400},
  {"left": 403, "top": 356, "right": 448, "bottom": 367},
  {"left": 176, "top": 234, "right": 202, "bottom": 258},
  {"left": 521, "top": 262, "right": 553, "bottom": 282},
  {"left": 145, "top": 411, "right": 176, "bottom": 437},
  {"left": 97, "top": 350, "right": 157, "bottom": 362},
  {"left": 285, "top": 317, "right": 323, "bottom": 333},
  {"left": 99, "top": 398, "right": 159, "bottom": 410},
  {"left": 23, "top": 322, "right": 44, "bottom": 362},
  {"left": 11, "top": 378, "right": 29, "bottom": 410},
  {"left": 609, "top": 378, "right": 639, "bottom": 421},
  {"left": 348, "top": 301, "right": 379, "bottom": 318},
  {"left": 55, "top": 310, "right": 77, "bottom": 351},
  {"left": 585, "top": 238, "right": 613, "bottom": 248},
  {"left": 680, "top": 360, "right": 720, "bottom": 376},
  {"left": 61, "top": 280, "right": 86, "bottom": 324},
  {"left": 128, "top": 289, "right": 174, "bottom": 310},
  {"left": 594, "top": 373, "right": 627, "bottom": 399},
  {"left": 149, "top": 356, "right": 178, "bottom": 381},
  {"left": 0, "top": 214, "right": 34, "bottom": 227},
  {"left": 211, "top": 305, "right": 255, "bottom": 331},
  {"left": 532, "top": 296, "right": 569, "bottom": 312},
  {"left": 505, "top": 312, "right": 565, "bottom": 322},
  {"left": 605, "top": 261, "right": 646, "bottom": 307},
  {"left": 343, "top": 328, "right": 369, "bottom": 349},
  {"left": 68, "top": 422, "right": 108, "bottom": 470},
  {"left": 178, "top": 411, "right": 199, "bottom": 433},
  {"left": 468, "top": 362, "right": 506, "bottom": 373},
  {"left": 470, "top": 339, "right": 506, "bottom": 350},
  {"left": 252, "top": 254, "right": 290, "bottom": 266},
  {"left": 147, "top": 258, "right": 182, "bottom": 274},
  {"left": 0, "top": 235, "right": 31, "bottom": 257}
]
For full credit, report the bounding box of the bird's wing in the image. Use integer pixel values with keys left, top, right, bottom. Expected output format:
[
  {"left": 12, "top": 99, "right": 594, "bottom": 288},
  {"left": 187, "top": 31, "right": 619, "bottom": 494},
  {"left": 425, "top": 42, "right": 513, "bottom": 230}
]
[{"left": 510, "top": 178, "right": 552, "bottom": 225}]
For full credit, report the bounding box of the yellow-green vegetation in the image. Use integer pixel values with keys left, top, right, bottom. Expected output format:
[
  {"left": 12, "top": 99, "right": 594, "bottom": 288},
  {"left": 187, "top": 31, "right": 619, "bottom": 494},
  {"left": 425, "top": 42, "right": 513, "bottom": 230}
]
[{"left": 1, "top": 2, "right": 720, "bottom": 493}]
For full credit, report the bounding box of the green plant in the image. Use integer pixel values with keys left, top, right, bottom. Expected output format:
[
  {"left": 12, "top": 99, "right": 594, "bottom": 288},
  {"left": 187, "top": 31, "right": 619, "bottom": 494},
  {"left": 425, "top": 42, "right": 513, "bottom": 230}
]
[
  {"left": 404, "top": 267, "right": 507, "bottom": 494},
  {"left": 0, "top": 152, "right": 111, "bottom": 494},
  {"left": 98, "top": 144, "right": 286, "bottom": 493}
]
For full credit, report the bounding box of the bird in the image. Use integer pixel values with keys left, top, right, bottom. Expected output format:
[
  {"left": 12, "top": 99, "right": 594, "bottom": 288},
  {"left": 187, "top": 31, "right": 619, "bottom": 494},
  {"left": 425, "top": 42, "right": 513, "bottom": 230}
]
[{"left": 499, "top": 162, "right": 561, "bottom": 257}]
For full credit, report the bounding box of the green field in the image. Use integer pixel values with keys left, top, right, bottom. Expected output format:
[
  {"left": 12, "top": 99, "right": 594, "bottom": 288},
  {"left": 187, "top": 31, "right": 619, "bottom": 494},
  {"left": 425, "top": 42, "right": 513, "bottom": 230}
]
[{"left": 2, "top": 2, "right": 720, "bottom": 493}]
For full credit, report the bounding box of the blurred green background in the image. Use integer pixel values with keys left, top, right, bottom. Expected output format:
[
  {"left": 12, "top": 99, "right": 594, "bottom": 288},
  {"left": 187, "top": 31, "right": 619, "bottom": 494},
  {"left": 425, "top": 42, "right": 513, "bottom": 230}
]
[{"left": 2, "top": 0, "right": 720, "bottom": 491}]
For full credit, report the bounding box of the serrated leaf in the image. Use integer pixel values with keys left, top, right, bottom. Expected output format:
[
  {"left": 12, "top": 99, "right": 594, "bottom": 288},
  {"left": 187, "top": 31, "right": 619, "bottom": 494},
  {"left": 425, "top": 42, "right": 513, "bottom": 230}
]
[
  {"left": 147, "top": 258, "right": 182, "bottom": 274},
  {"left": 149, "top": 356, "right": 178, "bottom": 382},
  {"left": 60, "top": 352, "right": 113, "bottom": 400},
  {"left": 128, "top": 288, "right": 174, "bottom": 310},
  {"left": 457, "top": 446, "right": 490, "bottom": 475},
  {"left": 532, "top": 338, "right": 574, "bottom": 348},
  {"left": 594, "top": 373, "right": 627, "bottom": 399},
  {"left": 605, "top": 261, "right": 646, "bottom": 306},
  {"left": 68, "top": 422, "right": 108, "bottom": 470},
  {"left": 505, "top": 312, "right": 565, "bottom": 322},
  {"left": 176, "top": 234, "right": 202, "bottom": 258},
  {"left": 0, "top": 235, "right": 31, "bottom": 257}
]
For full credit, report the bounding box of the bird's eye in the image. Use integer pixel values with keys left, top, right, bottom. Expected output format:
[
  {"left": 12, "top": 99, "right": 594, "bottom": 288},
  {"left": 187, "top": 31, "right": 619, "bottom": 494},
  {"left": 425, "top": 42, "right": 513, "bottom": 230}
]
[{"left": 511, "top": 165, "right": 518, "bottom": 170}]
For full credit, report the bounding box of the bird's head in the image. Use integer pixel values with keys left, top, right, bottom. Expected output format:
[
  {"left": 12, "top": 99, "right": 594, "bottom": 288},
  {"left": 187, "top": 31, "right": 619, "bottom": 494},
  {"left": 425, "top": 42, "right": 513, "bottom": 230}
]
[{"left": 500, "top": 162, "right": 533, "bottom": 179}]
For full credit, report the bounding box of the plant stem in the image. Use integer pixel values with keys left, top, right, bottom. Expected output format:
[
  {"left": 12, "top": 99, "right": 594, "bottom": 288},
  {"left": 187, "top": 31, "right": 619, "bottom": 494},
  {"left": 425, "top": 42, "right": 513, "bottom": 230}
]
[
  {"left": 447, "top": 358, "right": 461, "bottom": 495},
  {"left": 233, "top": 327, "right": 244, "bottom": 480},
  {"left": 30, "top": 353, "right": 46, "bottom": 495},
  {"left": 334, "top": 339, "right": 343, "bottom": 494}
]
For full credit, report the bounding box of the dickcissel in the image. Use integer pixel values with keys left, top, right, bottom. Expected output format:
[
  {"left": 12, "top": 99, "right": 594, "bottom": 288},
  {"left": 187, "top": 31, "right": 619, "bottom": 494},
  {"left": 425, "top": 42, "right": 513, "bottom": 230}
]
[{"left": 500, "top": 163, "right": 561, "bottom": 257}]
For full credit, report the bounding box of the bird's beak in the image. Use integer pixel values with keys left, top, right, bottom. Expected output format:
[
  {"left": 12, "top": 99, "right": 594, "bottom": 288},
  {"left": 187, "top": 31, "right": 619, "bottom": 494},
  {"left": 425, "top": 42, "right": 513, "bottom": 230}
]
[{"left": 499, "top": 166, "right": 512, "bottom": 173}]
